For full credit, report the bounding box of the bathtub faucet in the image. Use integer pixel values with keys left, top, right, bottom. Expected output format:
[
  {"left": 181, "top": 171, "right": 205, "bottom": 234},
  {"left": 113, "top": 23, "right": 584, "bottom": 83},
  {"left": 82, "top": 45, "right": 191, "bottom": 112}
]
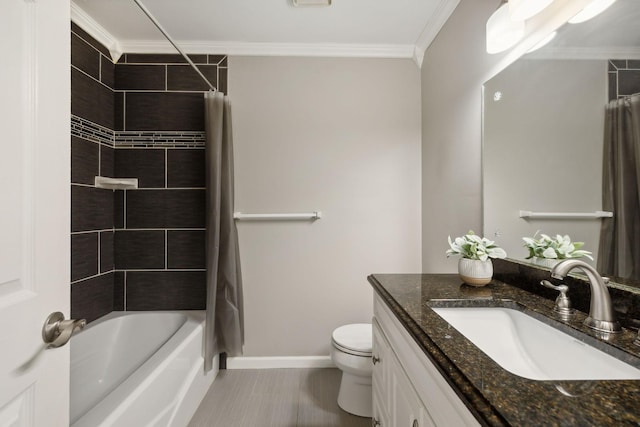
[
  {"left": 550, "top": 259, "right": 621, "bottom": 334},
  {"left": 42, "top": 312, "right": 87, "bottom": 348}
]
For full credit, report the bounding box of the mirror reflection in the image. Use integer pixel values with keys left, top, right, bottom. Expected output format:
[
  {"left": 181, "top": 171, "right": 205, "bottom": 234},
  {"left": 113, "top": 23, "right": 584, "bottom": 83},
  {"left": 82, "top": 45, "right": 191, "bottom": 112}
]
[{"left": 483, "top": 0, "right": 640, "bottom": 286}]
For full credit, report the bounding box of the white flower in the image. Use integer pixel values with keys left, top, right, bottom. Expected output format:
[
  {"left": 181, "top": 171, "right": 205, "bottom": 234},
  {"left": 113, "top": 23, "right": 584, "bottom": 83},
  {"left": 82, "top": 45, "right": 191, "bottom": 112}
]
[
  {"left": 446, "top": 230, "right": 507, "bottom": 260},
  {"left": 522, "top": 231, "right": 593, "bottom": 260}
]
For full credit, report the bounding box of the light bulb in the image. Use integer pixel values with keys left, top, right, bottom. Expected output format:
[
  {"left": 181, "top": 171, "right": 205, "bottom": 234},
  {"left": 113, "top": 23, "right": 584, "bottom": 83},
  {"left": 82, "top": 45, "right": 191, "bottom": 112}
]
[
  {"left": 568, "top": 0, "right": 616, "bottom": 24},
  {"left": 486, "top": 3, "right": 525, "bottom": 54},
  {"left": 527, "top": 31, "right": 557, "bottom": 53},
  {"left": 508, "top": 0, "right": 555, "bottom": 21}
]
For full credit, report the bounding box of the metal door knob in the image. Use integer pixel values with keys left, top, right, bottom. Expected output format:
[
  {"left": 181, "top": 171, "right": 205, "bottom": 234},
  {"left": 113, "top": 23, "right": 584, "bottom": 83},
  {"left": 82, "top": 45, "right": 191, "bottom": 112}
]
[
  {"left": 42, "top": 312, "right": 86, "bottom": 348},
  {"left": 372, "top": 355, "right": 381, "bottom": 365}
]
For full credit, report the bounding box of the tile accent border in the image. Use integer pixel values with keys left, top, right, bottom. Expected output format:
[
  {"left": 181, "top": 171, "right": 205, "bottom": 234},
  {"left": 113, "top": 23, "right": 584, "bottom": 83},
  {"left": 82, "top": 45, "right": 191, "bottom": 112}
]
[
  {"left": 115, "top": 130, "right": 205, "bottom": 148},
  {"left": 72, "top": 115, "right": 115, "bottom": 146},
  {"left": 72, "top": 115, "right": 205, "bottom": 148}
]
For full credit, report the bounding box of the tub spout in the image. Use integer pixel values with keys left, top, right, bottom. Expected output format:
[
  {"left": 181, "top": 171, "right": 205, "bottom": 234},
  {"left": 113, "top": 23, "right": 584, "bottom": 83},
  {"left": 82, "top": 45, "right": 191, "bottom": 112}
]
[{"left": 550, "top": 259, "right": 621, "bottom": 334}]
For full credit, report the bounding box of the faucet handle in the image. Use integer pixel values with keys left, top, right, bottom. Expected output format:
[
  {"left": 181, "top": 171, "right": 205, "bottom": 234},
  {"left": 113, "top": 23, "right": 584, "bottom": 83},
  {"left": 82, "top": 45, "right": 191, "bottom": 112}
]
[
  {"left": 540, "top": 280, "right": 575, "bottom": 319},
  {"left": 540, "top": 280, "right": 568, "bottom": 293}
]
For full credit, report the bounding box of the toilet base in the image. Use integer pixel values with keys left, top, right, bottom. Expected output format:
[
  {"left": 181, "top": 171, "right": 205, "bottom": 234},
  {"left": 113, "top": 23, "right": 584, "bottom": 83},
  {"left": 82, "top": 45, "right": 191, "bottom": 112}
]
[{"left": 337, "top": 371, "right": 372, "bottom": 417}]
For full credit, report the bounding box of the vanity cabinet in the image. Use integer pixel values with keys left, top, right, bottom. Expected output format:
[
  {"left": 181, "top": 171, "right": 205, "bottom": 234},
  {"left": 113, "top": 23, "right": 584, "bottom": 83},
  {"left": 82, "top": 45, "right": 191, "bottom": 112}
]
[
  {"left": 372, "top": 294, "right": 480, "bottom": 427},
  {"left": 372, "top": 318, "right": 433, "bottom": 427}
]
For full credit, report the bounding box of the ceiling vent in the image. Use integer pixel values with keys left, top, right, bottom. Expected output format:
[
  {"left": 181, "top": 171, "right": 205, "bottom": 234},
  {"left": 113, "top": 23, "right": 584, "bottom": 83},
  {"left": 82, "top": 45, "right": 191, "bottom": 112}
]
[{"left": 292, "top": 0, "right": 331, "bottom": 6}]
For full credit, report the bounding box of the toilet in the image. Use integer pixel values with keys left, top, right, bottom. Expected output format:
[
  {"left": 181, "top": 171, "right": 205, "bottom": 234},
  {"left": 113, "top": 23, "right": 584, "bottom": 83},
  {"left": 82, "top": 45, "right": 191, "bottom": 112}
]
[{"left": 330, "top": 323, "right": 373, "bottom": 417}]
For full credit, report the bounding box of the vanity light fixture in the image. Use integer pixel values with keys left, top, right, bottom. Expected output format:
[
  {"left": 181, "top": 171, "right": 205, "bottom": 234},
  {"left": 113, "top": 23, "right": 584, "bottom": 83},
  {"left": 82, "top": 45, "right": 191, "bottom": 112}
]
[
  {"left": 568, "top": 0, "right": 616, "bottom": 23},
  {"left": 508, "top": 0, "right": 555, "bottom": 21},
  {"left": 486, "top": 1, "right": 525, "bottom": 54},
  {"left": 292, "top": 0, "right": 331, "bottom": 6}
]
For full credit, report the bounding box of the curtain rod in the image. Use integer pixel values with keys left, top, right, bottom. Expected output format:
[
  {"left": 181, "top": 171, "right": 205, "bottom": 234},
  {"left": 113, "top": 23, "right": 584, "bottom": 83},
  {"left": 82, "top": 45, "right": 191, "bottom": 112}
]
[{"left": 132, "top": 0, "right": 217, "bottom": 92}]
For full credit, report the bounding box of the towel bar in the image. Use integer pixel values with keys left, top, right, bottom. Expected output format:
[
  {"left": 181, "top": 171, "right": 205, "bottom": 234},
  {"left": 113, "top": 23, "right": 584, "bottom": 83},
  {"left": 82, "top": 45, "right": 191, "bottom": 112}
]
[{"left": 233, "top": 212, "right": 322, "bottom": 221}]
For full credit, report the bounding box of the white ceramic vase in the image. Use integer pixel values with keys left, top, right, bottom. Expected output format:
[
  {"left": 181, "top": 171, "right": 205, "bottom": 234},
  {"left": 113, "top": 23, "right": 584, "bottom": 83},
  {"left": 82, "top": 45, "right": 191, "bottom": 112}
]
[{"left": 458, "top": 258, "right": 493, "bottom": 287}]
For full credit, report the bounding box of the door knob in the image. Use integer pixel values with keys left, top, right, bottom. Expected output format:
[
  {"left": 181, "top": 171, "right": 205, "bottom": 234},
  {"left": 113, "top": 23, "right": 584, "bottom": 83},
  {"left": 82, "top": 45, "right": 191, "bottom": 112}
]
[{"left": 42, "top": 312, "right": 86, "bottom": 348}]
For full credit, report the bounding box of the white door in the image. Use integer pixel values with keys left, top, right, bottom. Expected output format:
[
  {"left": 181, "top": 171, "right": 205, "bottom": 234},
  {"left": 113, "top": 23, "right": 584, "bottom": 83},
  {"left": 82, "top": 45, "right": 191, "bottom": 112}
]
[{"left": 0, "top": 0, "right": 71, "bottom": 425}]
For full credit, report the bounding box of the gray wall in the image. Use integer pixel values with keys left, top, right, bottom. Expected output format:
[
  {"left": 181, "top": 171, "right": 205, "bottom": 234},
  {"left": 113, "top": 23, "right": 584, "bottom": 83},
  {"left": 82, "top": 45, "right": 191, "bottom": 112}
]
[
  {"left": 229, "top": 56, "right": 422, "bottom": 356},
  {"left": 420, "top": 0, "right": 509, "bottom": 272}
]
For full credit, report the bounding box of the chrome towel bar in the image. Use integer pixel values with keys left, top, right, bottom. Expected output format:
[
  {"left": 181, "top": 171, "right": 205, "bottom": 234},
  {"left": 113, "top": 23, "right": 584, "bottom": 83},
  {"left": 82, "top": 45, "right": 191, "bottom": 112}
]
[
  {"left": 233, "top": 212, "right": 322, "bottom": 221},
  {"left": 519, "top": 210, "right": 613, "bottom": 219}
]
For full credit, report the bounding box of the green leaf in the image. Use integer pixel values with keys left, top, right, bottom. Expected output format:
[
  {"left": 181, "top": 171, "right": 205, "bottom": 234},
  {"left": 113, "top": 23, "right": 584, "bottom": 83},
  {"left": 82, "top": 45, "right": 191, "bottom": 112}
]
[{"left": 542, "top": 247, "right": 558, "bottom": 258}]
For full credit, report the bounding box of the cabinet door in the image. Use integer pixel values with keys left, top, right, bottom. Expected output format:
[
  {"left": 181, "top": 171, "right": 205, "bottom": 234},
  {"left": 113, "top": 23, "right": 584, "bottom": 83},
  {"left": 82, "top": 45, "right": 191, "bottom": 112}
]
[
  {"left": 392, "top": 361, "right": 436, "bottom": 427},
  {"left": 373, "top": 319, "right": 392, "bottom": 412},
  {"left": 376, "top": 318, "right": 436, "bottom": 427},
  {"left": 372, "top": 386, "right": 390, "bottom": 427},
  {"left": 374, "top": 295, "right": 481, "bottom": 427}
]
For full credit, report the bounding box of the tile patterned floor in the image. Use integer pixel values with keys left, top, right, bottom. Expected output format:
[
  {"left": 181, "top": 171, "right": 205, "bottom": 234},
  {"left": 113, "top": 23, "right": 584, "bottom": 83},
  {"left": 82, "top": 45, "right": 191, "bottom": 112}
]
[{"left": 188, "top": 368, "right": 371, "bottom": 427}]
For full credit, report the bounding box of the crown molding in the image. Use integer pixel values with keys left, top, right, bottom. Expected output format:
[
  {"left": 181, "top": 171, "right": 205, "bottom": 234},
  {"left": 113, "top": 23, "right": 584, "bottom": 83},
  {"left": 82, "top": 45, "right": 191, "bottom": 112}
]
[
  {"left": 119, "top": 40, "right": 415, "bottom": 59},
  {"left": 70, "top": 1, "right": 123, "bottom": 62},
  {"left": 413, "top": 0, "right": 461, "bottom": 67},
  {"left": 69, "top": 0, "right": 417, "bottom": 62},
  {"left": 526, "top": 47, "right": 640, "bottom": 61}
]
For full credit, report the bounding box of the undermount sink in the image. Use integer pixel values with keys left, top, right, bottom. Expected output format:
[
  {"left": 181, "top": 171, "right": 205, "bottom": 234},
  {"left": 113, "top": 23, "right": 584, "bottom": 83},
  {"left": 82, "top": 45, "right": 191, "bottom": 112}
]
[{"left": 431, "top": 306, "right": 640, "bottom": 381}]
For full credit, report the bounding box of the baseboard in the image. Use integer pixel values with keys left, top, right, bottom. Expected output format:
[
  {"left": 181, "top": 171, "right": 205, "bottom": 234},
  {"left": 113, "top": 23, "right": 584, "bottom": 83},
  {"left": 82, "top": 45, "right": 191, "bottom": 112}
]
[{"left": 226, "top": 356, "right": 335, "bottom": 369}]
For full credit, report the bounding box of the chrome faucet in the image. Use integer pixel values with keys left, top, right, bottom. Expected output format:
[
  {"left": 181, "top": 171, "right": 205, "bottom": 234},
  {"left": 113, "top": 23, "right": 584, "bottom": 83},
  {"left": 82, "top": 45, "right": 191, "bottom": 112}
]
[{"left": 551, "top": 259, "right": 622, "bottom": 334}]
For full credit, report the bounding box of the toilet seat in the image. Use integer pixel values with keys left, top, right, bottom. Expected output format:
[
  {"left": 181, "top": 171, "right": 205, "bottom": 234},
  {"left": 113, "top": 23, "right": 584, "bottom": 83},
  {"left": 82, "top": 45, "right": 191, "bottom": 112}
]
[{"left": 331, "top": 323, "right": 372, "bottom": 357}]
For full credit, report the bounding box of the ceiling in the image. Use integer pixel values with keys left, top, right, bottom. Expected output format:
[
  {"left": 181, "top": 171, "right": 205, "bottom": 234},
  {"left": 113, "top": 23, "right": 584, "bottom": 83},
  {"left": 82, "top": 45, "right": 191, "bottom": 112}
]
[{"left": 71, "top": 0, "right": 460, "bottom": 65}]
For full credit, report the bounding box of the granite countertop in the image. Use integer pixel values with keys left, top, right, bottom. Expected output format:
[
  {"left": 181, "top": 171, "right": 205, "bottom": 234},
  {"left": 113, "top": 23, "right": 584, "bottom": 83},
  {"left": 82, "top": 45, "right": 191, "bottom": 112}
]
[{"left": 368, "top": 274, "right": 640, "bottom": 426}]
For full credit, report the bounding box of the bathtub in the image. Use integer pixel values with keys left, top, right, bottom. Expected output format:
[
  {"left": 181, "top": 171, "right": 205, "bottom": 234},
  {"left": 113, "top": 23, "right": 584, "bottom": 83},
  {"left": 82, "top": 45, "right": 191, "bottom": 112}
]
[{"left": 70, "top": 311, "right": 218, "bottom": 427}]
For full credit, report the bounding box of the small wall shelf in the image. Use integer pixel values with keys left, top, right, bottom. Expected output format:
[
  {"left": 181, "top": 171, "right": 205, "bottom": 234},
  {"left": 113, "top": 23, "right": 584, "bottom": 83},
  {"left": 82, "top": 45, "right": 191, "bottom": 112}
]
[{"left": 94, "top": 176, "right": 138, "bottom": 190}]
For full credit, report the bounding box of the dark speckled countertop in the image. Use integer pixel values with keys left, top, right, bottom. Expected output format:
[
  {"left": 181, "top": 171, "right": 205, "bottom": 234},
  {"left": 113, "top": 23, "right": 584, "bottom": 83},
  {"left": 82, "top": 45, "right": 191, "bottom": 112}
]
[{"left": 368, "top": 274, "right": 640, "bottom": 426}]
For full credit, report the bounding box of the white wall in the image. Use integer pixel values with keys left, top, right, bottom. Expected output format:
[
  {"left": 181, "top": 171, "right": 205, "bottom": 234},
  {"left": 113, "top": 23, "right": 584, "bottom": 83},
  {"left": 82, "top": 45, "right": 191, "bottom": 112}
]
[
  {"left": 421, "top": 0, "right": 508, "bottom": 272},
  {"left": 229, "top": 56, "right": 422, "bottom": 356},
  {"left": 484, "top": 59, "right": 607, "bottom": 264}
]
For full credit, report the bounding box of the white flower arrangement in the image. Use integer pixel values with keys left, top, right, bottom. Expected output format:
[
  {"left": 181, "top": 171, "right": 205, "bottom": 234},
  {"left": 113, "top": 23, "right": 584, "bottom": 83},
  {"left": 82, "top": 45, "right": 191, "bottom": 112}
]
[
  {"left": 446, "top": 230, "right": 507, "bottom": 262},
  {"left": 522, "top": 232, "right": 593, "bottom": 260}
]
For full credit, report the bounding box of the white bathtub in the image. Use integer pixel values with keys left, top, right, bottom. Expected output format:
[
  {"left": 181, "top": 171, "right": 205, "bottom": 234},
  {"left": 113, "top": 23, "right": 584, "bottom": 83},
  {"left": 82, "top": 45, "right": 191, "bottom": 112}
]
[{"left": 70, "top": 311, "right": 218, "bottom": 427}]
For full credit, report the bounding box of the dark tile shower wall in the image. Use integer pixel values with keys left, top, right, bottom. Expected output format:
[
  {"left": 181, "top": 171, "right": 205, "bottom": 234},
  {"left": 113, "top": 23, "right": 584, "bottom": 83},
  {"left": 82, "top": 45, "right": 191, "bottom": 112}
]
[
  {"left": 70, "top": 22, "right": 227, "bottom": 321},
  {"left": 113, "top": 53, "right": 227, "bottom": 311},
  {"left": 71, "top": 23, "right": 116, "bottom": 323},
  {"left": 608, "top": 59, "right": 640, "bottom": 101}
]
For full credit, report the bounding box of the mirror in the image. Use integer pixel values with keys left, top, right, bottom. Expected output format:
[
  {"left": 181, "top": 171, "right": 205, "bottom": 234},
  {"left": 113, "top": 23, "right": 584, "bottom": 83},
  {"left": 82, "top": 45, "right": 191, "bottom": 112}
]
[{"left": 483, "top": 0, "right": 640, "bottom": 288}]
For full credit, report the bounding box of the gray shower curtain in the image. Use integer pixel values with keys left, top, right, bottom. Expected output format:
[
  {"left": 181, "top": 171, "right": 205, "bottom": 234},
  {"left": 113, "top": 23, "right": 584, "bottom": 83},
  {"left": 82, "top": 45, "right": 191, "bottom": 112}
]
[
  {"left": 204, "top": 91, "right": 244, "bottom": 372},
  {"left": 597, "top": 93, "right": 640, "bottom": 280}
]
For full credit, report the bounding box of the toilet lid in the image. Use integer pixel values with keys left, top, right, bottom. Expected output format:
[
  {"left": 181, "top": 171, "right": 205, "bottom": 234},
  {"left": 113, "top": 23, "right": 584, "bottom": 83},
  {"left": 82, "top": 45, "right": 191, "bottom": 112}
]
[{"left": 332, "top": 323, "right": 372, "bottom": 356}]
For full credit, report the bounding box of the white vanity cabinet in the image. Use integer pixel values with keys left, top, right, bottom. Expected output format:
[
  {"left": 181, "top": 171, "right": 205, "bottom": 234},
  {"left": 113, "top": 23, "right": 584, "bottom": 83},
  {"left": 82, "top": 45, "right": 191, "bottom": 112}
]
[
  {"left": 372, "top": 295, "right": 480, "bottom": 427},
  {"left": 372, "top": 318, "right": 434, "bottom": 427},
  {"left": 372, "top": 320, "right": 392, "bottom": 426}
]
